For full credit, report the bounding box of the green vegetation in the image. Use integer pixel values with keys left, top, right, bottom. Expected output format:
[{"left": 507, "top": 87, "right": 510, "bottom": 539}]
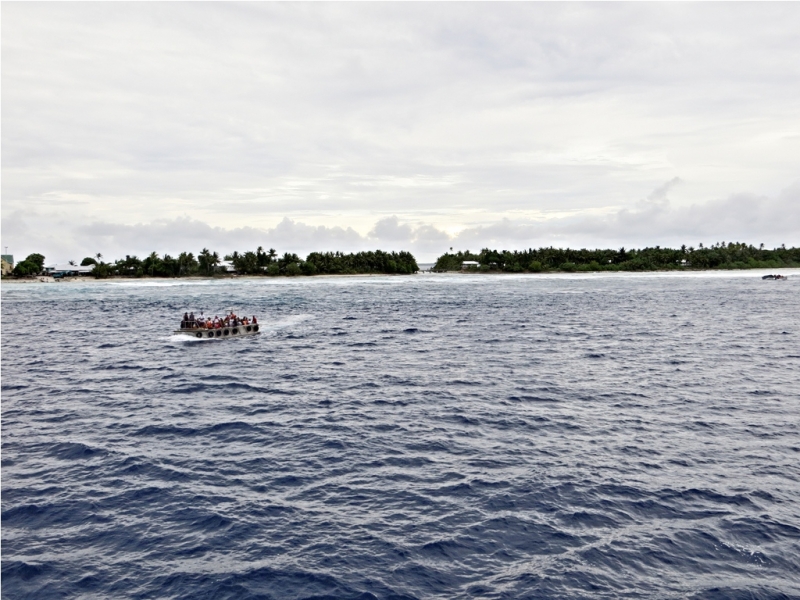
[
  {"left": 434, "top": 243, "right": 800, "bottom": 272},
  {"left": 11, "top": 241, "right": 798, "bottom": 279},
  {"left": 6, "top": 247, "right": 419, "bottom": 278},
  {"left": 305, "top": 250, "right": 418, "bottom": 275},
  {"left": 12, "top": 253, "right": 45, "bottom": 276},
  {"left": 103, "top": 248, "right": 418, "bottom": 278}
]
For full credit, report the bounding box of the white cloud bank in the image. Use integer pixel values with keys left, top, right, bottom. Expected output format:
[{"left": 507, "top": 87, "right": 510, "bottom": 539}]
[
  {"left": 2, "top": 4, "right": 800, "bottom": 262},
  {"left": 4, "top": 181, "right": 797, "bottom": 264}
]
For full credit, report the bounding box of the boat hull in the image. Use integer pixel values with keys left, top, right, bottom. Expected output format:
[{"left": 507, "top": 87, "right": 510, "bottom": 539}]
[{"left": 173, "top": 324, "right": 261, "bottom": 340}]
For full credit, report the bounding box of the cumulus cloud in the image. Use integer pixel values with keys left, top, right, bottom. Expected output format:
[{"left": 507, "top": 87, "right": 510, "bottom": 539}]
[
  {"left": 3, "top": 182, "right": 797, "bottom": 264},
  {"left": 450, "top": 181, "right": 800, "bottom": 251}
]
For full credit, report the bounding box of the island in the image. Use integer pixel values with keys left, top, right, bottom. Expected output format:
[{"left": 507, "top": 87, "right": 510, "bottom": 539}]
[{"left": 433, "top": 243, "right": 800, "bottom": 272}]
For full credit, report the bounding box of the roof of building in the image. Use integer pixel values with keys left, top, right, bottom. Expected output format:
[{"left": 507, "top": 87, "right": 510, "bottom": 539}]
[
  {"left": 46, "top": 264, "right": 94, "bottom": 273},
  {"left": 462, "top": 261, "right": 480, "bottom": 266}
]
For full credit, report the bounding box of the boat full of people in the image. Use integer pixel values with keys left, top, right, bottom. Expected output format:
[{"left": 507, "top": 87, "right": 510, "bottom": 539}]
[
  {"left": 762, "top": 274, "right": 788, "bottom": 280},
  {"left": 174, "top": 311, "right": 260, "bottom": 339}
]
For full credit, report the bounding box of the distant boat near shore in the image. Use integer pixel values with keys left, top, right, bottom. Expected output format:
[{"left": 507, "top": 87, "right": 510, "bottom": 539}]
[{"left": 762, "top": 274, "right": 788, "bottom": 280}]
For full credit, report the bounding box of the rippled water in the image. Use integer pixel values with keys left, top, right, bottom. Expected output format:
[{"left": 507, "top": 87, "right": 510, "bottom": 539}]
[{"left": 3, "top": 272, "right": 800, "bottom": 599}]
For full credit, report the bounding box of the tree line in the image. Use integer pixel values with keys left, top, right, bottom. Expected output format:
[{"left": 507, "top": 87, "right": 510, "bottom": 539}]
[
  {"left": 8, "top": 248, "right": 419, "bottom": 278},
  {"left": 9, "top": 253, "right": 46, "bottom": 277},
  {"left": 434, "top": 242, "right": 800, "bottom": 272}
]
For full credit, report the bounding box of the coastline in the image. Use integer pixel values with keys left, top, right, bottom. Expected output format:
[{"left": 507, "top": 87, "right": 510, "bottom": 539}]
[
  {"left": 3, "top": 267, "right": 799, "bottom": 284},
  {"left": 0, "top": 273, "right": 416, "bottom": 284}
]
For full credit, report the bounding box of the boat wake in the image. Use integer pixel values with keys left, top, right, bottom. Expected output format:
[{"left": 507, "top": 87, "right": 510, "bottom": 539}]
[{"left": 164, "top": 314, "right": 314, "bottom": 344}]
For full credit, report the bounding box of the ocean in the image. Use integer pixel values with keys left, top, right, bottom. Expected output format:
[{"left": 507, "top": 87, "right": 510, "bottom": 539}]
[{"left": 2, "top": 271, "right": 799, "bottom": 599}]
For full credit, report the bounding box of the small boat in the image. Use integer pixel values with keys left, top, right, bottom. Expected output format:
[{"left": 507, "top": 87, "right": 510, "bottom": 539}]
[
  {"left": 762, "top": 274, "right": 788, "bottom": 280},
  {"left": 173, "top": 310, "right": 261, "bottom": 340}
]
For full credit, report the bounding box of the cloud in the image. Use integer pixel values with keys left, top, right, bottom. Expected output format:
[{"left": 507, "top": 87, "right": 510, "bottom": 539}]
[
  {"left": 368, "top": 216, "right": 450, "bottom": 254},
  {"left": 2, "top": 4, "right": 800, "bottom": 259},
  {"left": 646, "top": 177, "right": 682, "bottom": 205},
  {"left": 368, "top": 216, "right": 413, "bottom": 243},
  {"left": 449, "top": 180, "right": 800, "bottom": 251},
  {"left": 3, "top": 182, "right": 797, "bottom": 265}
]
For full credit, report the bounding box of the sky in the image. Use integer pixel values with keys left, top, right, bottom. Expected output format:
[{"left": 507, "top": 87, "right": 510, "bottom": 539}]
[{"left": 2, "top": 2, "right": 799, "bottom": 264}]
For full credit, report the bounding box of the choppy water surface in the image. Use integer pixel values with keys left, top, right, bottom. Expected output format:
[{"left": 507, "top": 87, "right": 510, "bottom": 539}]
[{"left": 3, "top": 272, "right": 800, "bottom": 599}]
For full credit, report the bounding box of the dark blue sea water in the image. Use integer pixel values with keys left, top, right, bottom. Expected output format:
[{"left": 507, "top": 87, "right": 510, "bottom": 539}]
[{"left": 3, "top": 271, "right": 800, "bottom": 600}]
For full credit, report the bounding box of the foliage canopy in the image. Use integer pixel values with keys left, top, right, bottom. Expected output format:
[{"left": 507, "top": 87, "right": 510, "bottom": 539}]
[{"left": 433, "top": 243, "right": 800, "bottom": 272}]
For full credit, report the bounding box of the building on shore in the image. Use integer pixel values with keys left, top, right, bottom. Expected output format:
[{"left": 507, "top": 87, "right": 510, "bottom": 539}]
[
  {"left": 45, "top": 264, "right": 95, "bottom": 277},
  {"left": 1, "top": 255, "right": 13, "bottom": 276},
  {"left": 461, "top": 261, "right": 480, "bottom": 271},
  {"left": 220, "top": 260, "right": 237, "bottom": 273}
]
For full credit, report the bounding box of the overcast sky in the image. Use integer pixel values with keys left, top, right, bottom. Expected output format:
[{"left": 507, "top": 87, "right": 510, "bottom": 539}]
[{"left": 2, "top": 3, "right": 799, "bottom": 263}]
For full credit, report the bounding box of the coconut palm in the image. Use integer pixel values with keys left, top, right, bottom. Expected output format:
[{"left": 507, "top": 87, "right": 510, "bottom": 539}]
[
  {"left": 198, "top": 248, "right": 212, "bottom": 275},
  {"left": 146, "top": 251, "right": 160, "bottom": 276}
]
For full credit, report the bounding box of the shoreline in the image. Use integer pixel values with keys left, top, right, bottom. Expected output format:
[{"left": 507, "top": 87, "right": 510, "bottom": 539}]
[
  {"left": 0, "top": 272, "right": 415, "bottom": 284},
  {"left": 2, "top": 267, "right": 798, "bottom": 284}
]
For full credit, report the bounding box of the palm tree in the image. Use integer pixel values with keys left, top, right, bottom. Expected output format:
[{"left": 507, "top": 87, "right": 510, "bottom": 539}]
[
  {"left": 147, "top": 251, "right": 159, "bottom": 276},
  {"left": 198, "top": 248, "right": 212, "bottom": 275},
  {"left": 96, "top": 252, "right": 103, "bottom": 262},
  {"left": 268, "top": 248, "right": 277, "bottom": 261}
]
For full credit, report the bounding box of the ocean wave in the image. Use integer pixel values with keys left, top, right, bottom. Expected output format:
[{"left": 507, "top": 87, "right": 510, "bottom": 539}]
[{"left": 2, "top": 273, "right": 799, "bottom": 599}]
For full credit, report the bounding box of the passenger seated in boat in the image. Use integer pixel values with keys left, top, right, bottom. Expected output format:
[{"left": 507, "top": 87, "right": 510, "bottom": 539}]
[{"left": 180, "top": 313, "right": 258, "bottom": 331}]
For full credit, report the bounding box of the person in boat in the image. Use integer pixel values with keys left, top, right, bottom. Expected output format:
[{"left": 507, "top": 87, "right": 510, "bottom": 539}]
[
  {"left": 189, "top": 312, "right": 196, "bottom": 328},
  {"left": 252, "top": 315, "right": 258, "bottom": 325},
  {"left": 181, "top": 312, "right": 189, "bottom": 329}
]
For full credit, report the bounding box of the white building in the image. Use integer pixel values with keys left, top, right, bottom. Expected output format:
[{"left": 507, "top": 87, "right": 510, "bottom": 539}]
[
  {"left": 219, "top": 260, "right": 237, "bottom": 273},
  {"left": 45, "top": 264, "right": 95, "bottom": 276},
  {"left": 461, "top": 261, "right": 480, "bottom": 270}
]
